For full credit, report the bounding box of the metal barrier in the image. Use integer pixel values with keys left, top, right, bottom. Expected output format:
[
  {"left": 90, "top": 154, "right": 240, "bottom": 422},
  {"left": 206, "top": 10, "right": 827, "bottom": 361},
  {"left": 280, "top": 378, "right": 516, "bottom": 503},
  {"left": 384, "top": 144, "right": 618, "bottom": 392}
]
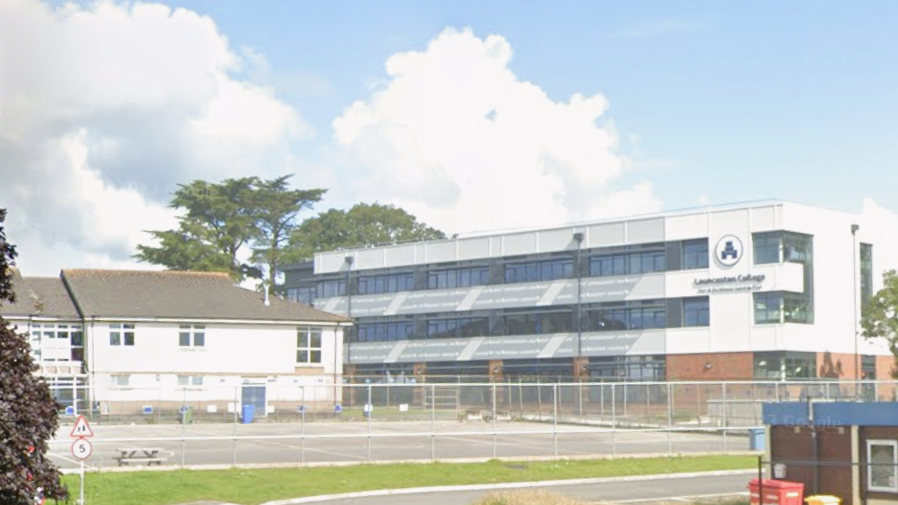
[{"left": 46, "top": 379, "right": 898, "bottom": 470}]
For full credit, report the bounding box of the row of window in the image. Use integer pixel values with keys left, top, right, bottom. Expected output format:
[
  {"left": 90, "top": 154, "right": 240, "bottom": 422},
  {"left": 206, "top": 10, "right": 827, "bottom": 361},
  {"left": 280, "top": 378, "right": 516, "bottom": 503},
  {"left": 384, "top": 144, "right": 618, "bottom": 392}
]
[
  {"left": 353, "top": 298, "right": 711, "bottom": 343},
  {"left": 351, "top": 290, "right": 814, "bottom": 343},
  {"left": 298, "top": 232, "right": 812, "bottom": 302},
  {"left": 103, "top": 324, "right": 324, "bottom": 365}
]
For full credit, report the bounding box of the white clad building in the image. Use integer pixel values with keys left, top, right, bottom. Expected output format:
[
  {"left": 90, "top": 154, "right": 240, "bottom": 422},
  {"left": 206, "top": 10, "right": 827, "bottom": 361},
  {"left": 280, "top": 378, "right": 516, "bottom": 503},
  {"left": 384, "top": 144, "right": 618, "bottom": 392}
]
[
  {"left": 283, "top": 201, "right": 890, "bottom": 384},
  {"left": 2, "top": 269, "right": 351, "bottom": 416}
]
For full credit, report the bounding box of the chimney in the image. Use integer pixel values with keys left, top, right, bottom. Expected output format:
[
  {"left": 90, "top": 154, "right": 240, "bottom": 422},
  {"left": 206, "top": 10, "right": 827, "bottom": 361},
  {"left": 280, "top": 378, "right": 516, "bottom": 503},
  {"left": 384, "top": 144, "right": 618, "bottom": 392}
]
[{"left": 263, "top": 283, "right": 270, "bottom": 306}]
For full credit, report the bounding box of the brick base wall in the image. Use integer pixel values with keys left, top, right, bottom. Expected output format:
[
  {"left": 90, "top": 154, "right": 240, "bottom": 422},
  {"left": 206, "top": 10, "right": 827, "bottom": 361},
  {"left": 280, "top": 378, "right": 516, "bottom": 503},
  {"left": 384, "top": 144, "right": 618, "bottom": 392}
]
[{"left": 666, "top": 352, "right": 754, "bottom": 381}]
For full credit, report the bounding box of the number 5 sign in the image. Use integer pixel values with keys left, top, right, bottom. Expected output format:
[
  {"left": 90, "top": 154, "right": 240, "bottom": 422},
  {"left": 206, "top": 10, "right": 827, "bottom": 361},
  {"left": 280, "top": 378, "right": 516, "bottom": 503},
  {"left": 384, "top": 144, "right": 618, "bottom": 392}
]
[{"left": 71, "top": 438, "right": 92, "bottom": 460}]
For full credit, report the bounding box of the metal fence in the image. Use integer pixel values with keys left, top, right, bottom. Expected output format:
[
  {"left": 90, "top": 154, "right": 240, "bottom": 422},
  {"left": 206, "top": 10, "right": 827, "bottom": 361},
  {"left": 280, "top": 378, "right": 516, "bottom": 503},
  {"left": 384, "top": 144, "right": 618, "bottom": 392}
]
[{"left": 47, "top": 379, "right": 898, "bottom": 470}]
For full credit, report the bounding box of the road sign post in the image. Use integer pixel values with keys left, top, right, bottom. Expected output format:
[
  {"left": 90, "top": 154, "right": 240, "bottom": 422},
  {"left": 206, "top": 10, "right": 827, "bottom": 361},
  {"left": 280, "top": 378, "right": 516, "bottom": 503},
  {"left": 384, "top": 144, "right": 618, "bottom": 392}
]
[{"left": 70, "top": 415, "right": 93, "bottom": 505}]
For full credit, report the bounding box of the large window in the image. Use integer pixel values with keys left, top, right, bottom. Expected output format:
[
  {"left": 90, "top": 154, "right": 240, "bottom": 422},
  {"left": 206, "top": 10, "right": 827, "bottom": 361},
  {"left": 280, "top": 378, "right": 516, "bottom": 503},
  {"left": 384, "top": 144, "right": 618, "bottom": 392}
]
[
  {"left": 753, "top": 352, "right": 815, "bottom": 380},
  {"left": 287, "top": 286, "right": 317, "bottom": 306},
  {"left": 109, "top": 323, "right": 135, "bottom": 346},
  {"left": 505, "top": 258, "right": 573, "bottom": 283},
  {"left": 355, "top": 320, "right": 414, "bottom": 342},
  {"left": 590, "top": 250, "right": 665, "bottom": 277},
  {"left": 318, "top": 279, "right": 346, "bottom": 298},
  {"left": 868, "top": 440, "right": 898, "bottom": 492},
  {"left": 110, "top": 374, "right": 130, "bottom": 387},
  {"left": 583, "top": 301, "right": 666, "bottom": 332},
  {"left": 861, "top": 243, "right": 873, "bottom": 309},
  {"left": 29, "top": 323, "right": 83, "bottom": 361},
  {"left": 297, "top": 327, "right": 322, "bottom": 364},
  {"left": 177, "top": 375, "right": 204, "bottom": 386},
  {"left": 428, "top": 266, "right": 490, "bottom": 289},
  {"left": 682, "top": 239, "right": 709, "bottom": 269},
  {"left": 179, "top": 324, "right": 205, "bottom": 347},
  {"left": 504, "top": 309, "right": 573, "bottom": 335},
  {"left": 589, "top": 355, "right": 666, "bottom": 382},
  {"left": 754, "top": 292, "right": 813, "bottom": 324},
  {"left": 427, "top": 317, "right": 489, "bottom": 339},
  {"left": 753, "top": 231, "right": 813, "bottom": 265},
  {"left": 683, "top": 297, "right": 710, "bottom": 327},
  {"left": 358, "top": 272, "right": 415, "bottom": 295}
]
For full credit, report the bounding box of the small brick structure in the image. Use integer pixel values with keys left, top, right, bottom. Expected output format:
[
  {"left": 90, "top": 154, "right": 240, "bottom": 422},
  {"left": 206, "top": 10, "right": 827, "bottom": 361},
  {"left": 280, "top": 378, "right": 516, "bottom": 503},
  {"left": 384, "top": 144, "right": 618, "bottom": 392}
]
[{"left": 764, "top": 402, "right": 898, "bottom": 505}]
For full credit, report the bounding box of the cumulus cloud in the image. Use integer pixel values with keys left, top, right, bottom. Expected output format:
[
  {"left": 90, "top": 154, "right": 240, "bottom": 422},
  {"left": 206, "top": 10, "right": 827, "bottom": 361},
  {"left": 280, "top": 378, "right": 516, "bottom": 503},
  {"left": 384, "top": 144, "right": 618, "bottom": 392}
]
[
  {"left": 332, "top": 28, "right": 662, "bottom": 235},
  {"left": 0, "top": 0, "right": 307, "bottom": 275}
]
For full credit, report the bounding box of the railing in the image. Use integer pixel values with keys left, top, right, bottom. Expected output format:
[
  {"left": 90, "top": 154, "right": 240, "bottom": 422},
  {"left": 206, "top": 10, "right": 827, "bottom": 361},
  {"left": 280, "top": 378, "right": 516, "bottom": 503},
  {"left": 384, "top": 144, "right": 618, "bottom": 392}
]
[{"left": 47, "top": 379, "right": 897, "bottom": 470}]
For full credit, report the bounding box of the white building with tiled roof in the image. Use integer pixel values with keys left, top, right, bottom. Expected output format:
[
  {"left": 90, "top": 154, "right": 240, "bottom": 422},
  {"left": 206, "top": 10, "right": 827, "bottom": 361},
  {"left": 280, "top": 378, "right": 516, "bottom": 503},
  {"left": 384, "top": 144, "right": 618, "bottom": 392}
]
[{"left": 1, "top": 268, "right": 352, "bottom": 417}]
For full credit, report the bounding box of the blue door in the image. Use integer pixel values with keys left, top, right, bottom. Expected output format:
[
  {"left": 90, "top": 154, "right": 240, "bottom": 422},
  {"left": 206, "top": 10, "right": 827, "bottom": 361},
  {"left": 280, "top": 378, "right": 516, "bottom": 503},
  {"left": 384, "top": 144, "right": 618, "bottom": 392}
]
[{"left": 241, "top": 385, "right": 266, "bottom": 416}]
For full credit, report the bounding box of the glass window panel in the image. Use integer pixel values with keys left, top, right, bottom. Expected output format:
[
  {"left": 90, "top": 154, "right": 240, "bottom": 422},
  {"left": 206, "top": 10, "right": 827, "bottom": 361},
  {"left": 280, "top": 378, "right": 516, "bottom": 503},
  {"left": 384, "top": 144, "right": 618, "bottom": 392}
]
[
  {"left": 124, "top": 332, "right": 135, "bottom": 346},
  {"left": 179, "top": 332, "right": 190, "bottom": 346},
  {"left": 870, "top": 441, "right": 898, "bottom": 491},
  {"left": 194, "top": 332, "right": 205, "bottom": 347},
  {"left": 110, "top": 332, "right": 121, "bottom": 346}
]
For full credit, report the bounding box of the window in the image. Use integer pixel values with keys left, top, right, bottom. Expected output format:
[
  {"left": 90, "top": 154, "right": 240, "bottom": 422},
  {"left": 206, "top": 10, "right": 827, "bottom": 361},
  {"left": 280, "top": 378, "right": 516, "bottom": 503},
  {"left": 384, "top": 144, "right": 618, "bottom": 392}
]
[
  {"left": 110, "top": 374, "right": 130, "bottom": 387},
  {"left": 109, "top": 323, "right": 135, "bottom": 346},
  {"left": 179, "top": 324, "right": 205, "bottom": 347},
  {"left": 861, "top": 243, "right": 873, "bottom": 309},
  {"left": 177, "top": 375, "right": 204, "bottom": 386},
  {"left": 503, "top": 309, "right": 573, "bottom": 335},
  {"left": 683, "top": 297, "right": 710, "bottom": 327},
  {"left": 297, "top": 327, "right": 322, "bottom": 364},
  {"left": 583, "top": 300, "right": 666, "bottom": 332},
  {"left": 868, "top": 440, "right": 898, "bottom": 492},
  {"left": 427, "top": 317, "right": 489, "bottom": 339},
  {"left": 428, "top": 266, "right": 490, "bottom": 289},
  {"left": 505, "top": 258, "right": 573, "bottom": 283},
  {"left": 590, "top": 250, "right": 665, "bottom": 277},
  {"left": 318, "top": 279, "right": 346, "bottom": 298},
  {"left": 287, "top": 286, "right": 317, "bottom": 306},
  {"left": 753, "top": 352, "right": 815, "bottom": 380},
  {"left": 355, "top": 320, "right": 415, "bottom": 342},
  {"left": 682, "top": 239, "right": 709, "bottom": 269},
  {"left": 754, "top": 231, "right": 812, "bottom": 265},
  {"left": 754, "top": 292, "right": 813, "bottom": 324},
  {"left": 358, "top": 272, "right": 415, "bottom": 295}
]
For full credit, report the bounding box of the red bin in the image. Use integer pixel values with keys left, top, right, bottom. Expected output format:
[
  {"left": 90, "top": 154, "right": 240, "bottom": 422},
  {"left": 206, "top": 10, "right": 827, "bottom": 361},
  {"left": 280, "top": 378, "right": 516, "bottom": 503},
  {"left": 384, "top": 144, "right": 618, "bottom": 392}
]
[{"left": 748, "top": 479, "right": 805, "bottom": 505}]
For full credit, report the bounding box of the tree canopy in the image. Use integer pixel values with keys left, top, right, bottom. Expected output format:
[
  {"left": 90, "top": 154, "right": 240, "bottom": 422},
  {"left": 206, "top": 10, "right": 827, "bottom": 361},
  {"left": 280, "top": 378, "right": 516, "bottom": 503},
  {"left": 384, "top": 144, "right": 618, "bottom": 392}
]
[
  {"left": 287, "top": 202, "right": 447, "bottom": 261},
  {"left": 136, "top": 176, "right": 325, "bottom": 284},
  {"left": 0, "top": 209, "right": 68, "bottom": 504},
  {"left": 861, "top": 269, "right": 898, "bottom": 378}
]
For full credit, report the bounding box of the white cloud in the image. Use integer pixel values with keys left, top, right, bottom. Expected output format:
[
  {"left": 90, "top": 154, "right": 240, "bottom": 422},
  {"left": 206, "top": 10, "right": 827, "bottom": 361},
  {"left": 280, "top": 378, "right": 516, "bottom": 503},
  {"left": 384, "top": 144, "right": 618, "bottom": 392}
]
[
  {"left": 332, "top": 28, "right": 662, "bottom": 235},
  {"left": 0, "top": 0, "right": 307, "bottom": 275}
]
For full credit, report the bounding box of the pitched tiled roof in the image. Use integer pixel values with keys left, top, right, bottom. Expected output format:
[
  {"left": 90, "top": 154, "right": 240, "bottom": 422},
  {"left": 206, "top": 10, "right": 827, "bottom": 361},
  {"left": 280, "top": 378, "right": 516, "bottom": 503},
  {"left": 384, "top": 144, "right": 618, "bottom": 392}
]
[
  {"left": 61, "top": 269, "right": 351, "bottom": 323},
  {"left": 0, "top": 269, "right": 79, "bottom": 318}
]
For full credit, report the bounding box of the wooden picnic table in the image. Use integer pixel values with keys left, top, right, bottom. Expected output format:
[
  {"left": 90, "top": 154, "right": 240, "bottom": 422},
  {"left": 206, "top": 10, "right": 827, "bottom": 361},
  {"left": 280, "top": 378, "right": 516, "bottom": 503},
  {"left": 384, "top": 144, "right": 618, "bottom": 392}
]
[{"left": 114, "top": 447, "right": 167, "bottom": 466}]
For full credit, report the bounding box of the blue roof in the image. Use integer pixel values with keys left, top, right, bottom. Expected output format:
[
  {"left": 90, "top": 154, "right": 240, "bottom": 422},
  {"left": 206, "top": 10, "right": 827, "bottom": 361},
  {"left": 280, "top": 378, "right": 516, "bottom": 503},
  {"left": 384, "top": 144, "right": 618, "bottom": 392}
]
[{"left": 763, "top": 402, "right": 898, "bottom": 427}]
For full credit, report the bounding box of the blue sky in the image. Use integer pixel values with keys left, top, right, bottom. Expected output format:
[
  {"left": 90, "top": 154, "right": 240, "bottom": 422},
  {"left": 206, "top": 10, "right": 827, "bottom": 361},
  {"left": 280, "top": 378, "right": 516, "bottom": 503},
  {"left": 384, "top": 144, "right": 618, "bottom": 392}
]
[
  {"left": 2, "top": 0, "right": 898, "bottom": 274},
  {"left": 165, "top": 0, "right": 898, "bottom": 209}
]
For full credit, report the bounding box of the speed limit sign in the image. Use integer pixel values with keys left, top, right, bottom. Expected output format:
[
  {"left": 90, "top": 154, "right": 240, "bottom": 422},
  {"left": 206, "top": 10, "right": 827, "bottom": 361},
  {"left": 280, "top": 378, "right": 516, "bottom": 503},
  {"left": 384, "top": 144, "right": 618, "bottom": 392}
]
[{"left": 71, "top": 439, "right": 92, "bottom": 460}]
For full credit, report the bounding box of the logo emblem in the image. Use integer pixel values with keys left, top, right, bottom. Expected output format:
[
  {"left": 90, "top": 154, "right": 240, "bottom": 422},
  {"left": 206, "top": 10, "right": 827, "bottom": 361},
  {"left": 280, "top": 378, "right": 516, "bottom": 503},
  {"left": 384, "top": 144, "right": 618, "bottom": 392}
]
[{"left": 715, "top": 235, "right": 743, "bottom": 267}]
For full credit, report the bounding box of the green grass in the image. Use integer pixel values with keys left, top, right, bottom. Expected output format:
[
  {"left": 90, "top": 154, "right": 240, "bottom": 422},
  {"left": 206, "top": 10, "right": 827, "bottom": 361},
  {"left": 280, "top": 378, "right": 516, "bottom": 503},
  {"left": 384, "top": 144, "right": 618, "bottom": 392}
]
[{"left": 59, "top": 455, "right": 754, "bottom": 505}]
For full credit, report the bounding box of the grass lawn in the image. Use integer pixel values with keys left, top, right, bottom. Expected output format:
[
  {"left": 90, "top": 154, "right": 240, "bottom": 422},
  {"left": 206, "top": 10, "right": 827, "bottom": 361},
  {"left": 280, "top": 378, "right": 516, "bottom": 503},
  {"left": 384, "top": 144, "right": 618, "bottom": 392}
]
[{"left": 59, "top": 455, "right": 755, "bottom": 505}]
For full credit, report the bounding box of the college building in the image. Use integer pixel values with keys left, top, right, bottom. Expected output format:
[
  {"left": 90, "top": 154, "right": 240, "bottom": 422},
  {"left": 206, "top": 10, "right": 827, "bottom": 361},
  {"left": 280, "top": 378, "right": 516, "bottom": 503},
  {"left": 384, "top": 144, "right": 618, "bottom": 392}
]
[{"left": 282, "top": 200, "right": 892, "bottom": 385}]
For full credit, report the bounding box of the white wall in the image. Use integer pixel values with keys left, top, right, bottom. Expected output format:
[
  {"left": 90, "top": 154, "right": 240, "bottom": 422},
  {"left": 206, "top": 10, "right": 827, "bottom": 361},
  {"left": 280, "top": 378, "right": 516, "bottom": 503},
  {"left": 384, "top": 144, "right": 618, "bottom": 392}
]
[{"left": 86, "top": 320, "right": 342, "bottom": 376}]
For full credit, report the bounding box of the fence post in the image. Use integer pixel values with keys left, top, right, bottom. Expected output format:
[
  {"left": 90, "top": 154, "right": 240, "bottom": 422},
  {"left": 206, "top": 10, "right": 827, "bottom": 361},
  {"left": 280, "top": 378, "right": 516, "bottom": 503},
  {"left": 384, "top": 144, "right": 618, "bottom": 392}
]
[
  {"left": 611, "top": 383, "right": 617, "bottom": 457},
  {"left": 492, "top": 383, "right": 498, "bottom": 459},
  {"left": 367, "top": 384, "right": 372, "bottom": 461},
  {"left": 553, "top": 384, "right": 558, "bottom": 458},
  {"left": 431, "top": 384, "right": 436, "bottom": 461},
  {"left": 180, "top": 387, "right": 187, "bottom": 467},
  {"left": 300, "top": 385, "right": 306, "bottom": 465},
  {"left": 722, "top": 382, "right": 728, "bottom": 452},
  {"left": 667, "top": 382, "right": 673, "bottom": 456},
  {"left": 232, "top": 386, "right": 239, "bottom": 466}
]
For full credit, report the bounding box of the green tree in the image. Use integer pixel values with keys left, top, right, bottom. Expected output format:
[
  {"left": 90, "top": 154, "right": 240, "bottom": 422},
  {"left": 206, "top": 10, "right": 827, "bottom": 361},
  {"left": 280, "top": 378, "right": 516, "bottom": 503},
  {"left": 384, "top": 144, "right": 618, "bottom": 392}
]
[
  {"left": 137, "top": 177, "right": 324, "bottom": 283},
  {"left": 0, "top": 209, "right": 68, "bottom": 504},
  {"left": 249, "top": 176, "right": 325, "bottom": 289},
  {"left": 287, "top": 202, "right": 446, "bottom": 260},
  {"left": 861, "top": 269, "right": 898, "bottom": 378}
]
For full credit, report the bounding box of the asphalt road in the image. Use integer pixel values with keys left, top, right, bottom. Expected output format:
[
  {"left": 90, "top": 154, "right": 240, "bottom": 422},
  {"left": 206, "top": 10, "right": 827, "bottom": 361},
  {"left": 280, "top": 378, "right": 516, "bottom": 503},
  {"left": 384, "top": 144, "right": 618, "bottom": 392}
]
[
  {"left": 274, "top": 470, "right": 756, "bottom": 505},
  {"left": 49, "top": 420, "right": 755, "bottom": 470}
]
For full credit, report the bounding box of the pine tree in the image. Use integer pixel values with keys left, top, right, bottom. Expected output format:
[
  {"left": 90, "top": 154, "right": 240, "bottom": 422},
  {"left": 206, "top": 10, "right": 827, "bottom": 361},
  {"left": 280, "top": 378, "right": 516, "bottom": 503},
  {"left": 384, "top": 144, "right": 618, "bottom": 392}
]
[{"left": 0, "top": 208, "right": 68, "bottom": 503}]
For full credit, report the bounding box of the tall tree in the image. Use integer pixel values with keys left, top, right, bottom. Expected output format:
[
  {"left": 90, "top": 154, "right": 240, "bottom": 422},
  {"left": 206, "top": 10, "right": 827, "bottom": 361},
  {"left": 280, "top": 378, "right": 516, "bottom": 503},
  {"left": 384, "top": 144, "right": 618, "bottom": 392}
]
[
  {"left": 287, "top": 202, "right": 447, "bottom": 261},
  {"left": 137, "top": 177, "right": 263, "bottom": 281},
  {"left": 250, "top": 176, "right": 325, "bottom": 289},
  {"left": 861, "top": 269, "right": 898, "bottom": 378},
  {"left": 0, "top": 209, "right": 68, "bottom": 504}
]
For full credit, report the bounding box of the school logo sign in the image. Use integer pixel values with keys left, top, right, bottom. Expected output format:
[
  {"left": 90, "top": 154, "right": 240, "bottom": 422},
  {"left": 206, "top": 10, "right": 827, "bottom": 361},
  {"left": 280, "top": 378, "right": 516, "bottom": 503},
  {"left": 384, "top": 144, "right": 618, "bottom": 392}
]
[{"left": 715, "top": 235, "right": 743, "bottom": 267}]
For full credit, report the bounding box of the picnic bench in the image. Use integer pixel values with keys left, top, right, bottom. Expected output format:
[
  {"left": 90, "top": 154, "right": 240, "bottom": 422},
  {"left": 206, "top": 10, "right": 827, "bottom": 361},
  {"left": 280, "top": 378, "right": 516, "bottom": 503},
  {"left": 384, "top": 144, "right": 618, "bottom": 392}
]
[{"left": 114, "top": 447, "right": 168, "bottom": 466}]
